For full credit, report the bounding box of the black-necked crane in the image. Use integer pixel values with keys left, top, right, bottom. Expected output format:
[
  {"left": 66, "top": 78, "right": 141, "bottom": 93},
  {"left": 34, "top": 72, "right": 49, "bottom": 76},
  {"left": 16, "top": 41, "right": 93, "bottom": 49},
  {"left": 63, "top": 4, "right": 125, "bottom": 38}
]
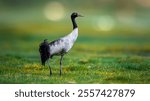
[{"left": 39, "top": 12, "right": 83, "bottom": 76}]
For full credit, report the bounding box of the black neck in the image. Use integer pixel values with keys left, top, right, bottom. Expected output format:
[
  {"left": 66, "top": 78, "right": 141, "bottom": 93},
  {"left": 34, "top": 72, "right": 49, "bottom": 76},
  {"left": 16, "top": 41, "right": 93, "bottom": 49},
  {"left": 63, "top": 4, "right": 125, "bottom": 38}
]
[{"left": 71, "top": 17, "right": 77, "bottom": 29}]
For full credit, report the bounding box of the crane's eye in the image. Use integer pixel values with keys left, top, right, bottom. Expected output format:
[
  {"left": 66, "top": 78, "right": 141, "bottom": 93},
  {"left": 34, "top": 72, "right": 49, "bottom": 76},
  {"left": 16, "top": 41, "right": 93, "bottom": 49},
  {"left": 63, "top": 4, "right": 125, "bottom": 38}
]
[{"left": 72, "top": 12, "right": 77, "bottom": 16}]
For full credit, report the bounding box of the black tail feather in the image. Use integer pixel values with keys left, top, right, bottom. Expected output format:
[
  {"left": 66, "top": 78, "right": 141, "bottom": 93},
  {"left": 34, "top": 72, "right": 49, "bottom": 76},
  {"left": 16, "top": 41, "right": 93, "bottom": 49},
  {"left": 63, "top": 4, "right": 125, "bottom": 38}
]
[{"left": 39, "top": 39, "right": 50, "bottom": 66}]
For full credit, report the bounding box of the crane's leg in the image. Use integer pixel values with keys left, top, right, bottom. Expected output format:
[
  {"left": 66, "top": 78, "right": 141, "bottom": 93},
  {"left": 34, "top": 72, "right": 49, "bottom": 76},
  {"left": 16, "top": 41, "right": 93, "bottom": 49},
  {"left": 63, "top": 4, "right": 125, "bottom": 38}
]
[
  {"left": 60, "top": 55, "right": 64, "bottom": 76},
  {"left": 47, "top": 59, "right": 52, "bottom": 76}
]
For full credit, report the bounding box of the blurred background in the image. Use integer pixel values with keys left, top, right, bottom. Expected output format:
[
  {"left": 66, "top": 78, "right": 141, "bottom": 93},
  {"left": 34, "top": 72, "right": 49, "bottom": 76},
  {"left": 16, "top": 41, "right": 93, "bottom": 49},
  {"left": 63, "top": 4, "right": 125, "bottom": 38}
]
[
  {"left": 0, "top": 0, "right": 150, "bottom": 56},
  {"left": 0, "top": 0, "right": 150, "bottom": 33}
]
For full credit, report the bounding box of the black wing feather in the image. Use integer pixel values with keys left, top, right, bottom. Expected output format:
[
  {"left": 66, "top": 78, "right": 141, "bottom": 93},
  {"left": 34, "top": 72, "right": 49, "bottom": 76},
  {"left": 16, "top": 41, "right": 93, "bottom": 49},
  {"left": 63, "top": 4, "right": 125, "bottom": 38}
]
[{"left": 39, "top": 40, "right": 50, "bottom": 66}]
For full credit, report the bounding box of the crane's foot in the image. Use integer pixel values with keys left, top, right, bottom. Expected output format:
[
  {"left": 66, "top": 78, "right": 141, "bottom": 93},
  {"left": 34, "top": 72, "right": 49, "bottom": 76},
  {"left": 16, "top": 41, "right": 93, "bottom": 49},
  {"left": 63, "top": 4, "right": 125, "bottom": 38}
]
[
  {"left": 50, "top": 73, "right": 52, "bottom": 76},
  {"left": 50, "top": 70, "right": 52, "bottom": 76},
  {"left": 59, "top": 72, "right": 62, "bottom": 76}
]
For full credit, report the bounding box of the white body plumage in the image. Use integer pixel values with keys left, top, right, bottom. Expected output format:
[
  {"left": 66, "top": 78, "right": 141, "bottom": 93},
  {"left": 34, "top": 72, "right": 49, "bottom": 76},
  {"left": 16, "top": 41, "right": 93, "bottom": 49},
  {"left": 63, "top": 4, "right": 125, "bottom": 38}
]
[{"left": 49, "top": 28, "right": 78, "bottom": 56}]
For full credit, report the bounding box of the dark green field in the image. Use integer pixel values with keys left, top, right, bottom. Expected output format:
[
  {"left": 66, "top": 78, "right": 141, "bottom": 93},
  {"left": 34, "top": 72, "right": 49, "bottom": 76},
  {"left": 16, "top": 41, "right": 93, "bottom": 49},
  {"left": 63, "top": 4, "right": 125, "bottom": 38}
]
[{"left": 0, "top": 0, "right": 150, "bottom": 83}]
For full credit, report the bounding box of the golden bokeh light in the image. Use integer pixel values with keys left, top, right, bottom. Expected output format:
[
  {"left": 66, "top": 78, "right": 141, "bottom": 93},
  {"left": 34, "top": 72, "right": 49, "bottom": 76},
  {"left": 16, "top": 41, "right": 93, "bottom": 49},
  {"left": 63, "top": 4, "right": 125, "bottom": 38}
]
[
  {"left": 44, "top": 1, "right": 65, "bottom": 21},
  {"left": 93, "top": 15, "right": 115, "bottom": 31}
]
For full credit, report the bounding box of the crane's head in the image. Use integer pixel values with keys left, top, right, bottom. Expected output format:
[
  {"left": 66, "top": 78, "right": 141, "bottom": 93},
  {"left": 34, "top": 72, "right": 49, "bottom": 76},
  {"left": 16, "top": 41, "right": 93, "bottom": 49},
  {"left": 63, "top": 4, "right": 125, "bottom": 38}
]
[{"left": 71, "top": 12, "right": 83, "bottom": 19}]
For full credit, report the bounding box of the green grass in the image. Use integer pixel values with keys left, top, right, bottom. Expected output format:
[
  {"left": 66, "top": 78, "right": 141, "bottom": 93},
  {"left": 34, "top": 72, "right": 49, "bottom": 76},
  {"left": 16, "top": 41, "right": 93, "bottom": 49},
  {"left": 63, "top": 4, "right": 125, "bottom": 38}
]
[{"left": 0, "top": 31, "right": 150, "bottom": 84}]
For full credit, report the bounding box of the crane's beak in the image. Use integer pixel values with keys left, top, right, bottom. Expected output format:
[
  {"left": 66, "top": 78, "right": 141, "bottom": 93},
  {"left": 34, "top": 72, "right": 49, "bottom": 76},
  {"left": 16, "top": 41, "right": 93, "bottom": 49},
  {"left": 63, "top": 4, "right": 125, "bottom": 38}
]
[{"left": 78, "top": 14, "right": 84, "bottom": 17}]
